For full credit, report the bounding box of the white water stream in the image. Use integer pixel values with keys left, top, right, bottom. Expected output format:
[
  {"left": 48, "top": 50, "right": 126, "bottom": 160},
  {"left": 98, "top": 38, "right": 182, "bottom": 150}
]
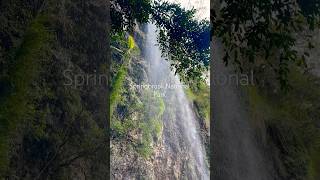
[{"left": 144, "top": 24, "right": 209, "bottom": 179}]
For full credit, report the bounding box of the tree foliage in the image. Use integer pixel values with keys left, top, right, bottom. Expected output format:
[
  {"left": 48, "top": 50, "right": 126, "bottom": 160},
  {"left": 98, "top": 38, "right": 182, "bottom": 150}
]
[
  {"left": 111, "top": 0, "right": 152, "bottom": 33},
  {"left": 212, "top": 0, "right": 320, "bottom": 90},
  {"left": 152, "top": 1, "right": 210, "bottom": 82},
  {"left": 111, "top": 0, "right": 210, "bottom": 82}
]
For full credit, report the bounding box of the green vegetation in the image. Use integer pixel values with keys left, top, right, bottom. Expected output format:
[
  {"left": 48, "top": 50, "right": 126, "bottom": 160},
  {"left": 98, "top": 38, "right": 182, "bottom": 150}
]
[
  {"left": 212, "top": 0, "right": 320, "bottom": 89},
  {"left": 110, "top": 33, "right": 165, "bottom": 159},
  {"left": 137, "top": 123, "right": 154, "bottom": 158},
  {"left": 110, "top": 32, "right": 165, "bottom": 159},
  {"left": 0, "top": 15, "right": 51, "bottom": 173},
  {"left": 110, "top": 34, "right": 134, "bottom": 135},
  {"left": 110, "top": 65, "right": 128, "bottom": 115},
  {"left": 152, "top": 2, "right": 210, "bottom": 83},
  {"left": 111, "top": 0, "right": 152, "bottom": 33},
  {"left": 1, "top": 1, "right": 111, "bottom": 178},
  {"left": 111, "top": 0, "right": 210, "bottom": 83},
  {"left": 111, "top": 85, "right": 165, "bottom": 159},
  {"left": 137, "top": 90, "right": 165, "bottom": 158},
  {"left": 186, "top": 82, "right": 210, "bottom": 128},
  {"left": 247, "top": 69, "right": 320, "bottom": 179},
  {"left": 110, "top": 34, "right": 138, "bottom": 116},
  {"left": 128, "top": 35, "right": 136, "bottom": 49}
]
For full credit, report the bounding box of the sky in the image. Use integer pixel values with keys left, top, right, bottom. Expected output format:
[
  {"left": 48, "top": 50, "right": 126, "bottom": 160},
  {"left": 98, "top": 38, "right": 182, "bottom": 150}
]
[{"left": 166, "top": 0, "right": 210, "bottom": 20}]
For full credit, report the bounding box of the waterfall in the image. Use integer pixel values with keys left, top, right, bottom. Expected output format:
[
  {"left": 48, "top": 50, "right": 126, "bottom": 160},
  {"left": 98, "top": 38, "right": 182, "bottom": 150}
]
[
  {"left": 211, "top": 39, "right": 275, "bottom": 180},
  {"left": 144, "top": 24, "right": 209, "bottom": 179}
]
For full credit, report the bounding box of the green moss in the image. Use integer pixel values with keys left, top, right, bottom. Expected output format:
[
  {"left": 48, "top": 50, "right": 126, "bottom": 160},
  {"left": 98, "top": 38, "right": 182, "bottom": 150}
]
[
  {"left": 153, "top": 119, "right": 163, "bottom": 140},
  {"left": 135, "top": 90, "right": 165, "bottom": 158},
  {"left": 111, "top": 120, "right": 125, "bottom": 136},
  {"left": 110, "top": 35, "right": 139, "bottom": 116},
  {"left": 111, "top": 34, "right": 165, "bottom": 159},
  {"left": 0, "top": 15, "right": 51, "bottom": 173},
  {"left": 150, "top": 91, "right": 165, "bottom": 119},
  {"left": 111, "top": 117, "right": 136, "bottom": 138},
  {"left": 128, "top": 35, "right": 135, "bottom": 49},
  {"left": 110, "top": 34, "right": 139, "bottom": 140},
  {"left": 137, "top": 123, "right": 153, "bottom": 158},
  {"left": 110, "top": 65, "right": 127, "bottom": 116}
]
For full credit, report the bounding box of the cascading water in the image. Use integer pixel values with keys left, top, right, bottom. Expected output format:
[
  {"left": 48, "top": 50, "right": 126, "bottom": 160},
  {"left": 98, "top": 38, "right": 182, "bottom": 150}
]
[
  {"left": 144, "top": 24, "right": 209, "bottom": 179},
  {"left": 211, "top": 40, "right": 275, "bottom": 180}
]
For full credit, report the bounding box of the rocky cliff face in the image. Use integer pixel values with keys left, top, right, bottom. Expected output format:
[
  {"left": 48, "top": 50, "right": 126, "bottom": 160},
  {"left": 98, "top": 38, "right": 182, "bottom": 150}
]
[{"left": 0, "top": 0, "right": 110, "bottom": 179}]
